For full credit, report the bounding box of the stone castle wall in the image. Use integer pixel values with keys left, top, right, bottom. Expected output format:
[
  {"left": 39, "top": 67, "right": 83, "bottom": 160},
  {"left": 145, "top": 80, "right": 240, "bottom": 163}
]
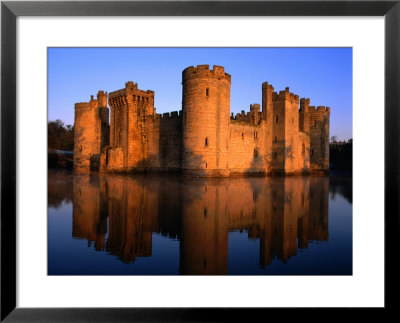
[
  {"left": 73, "top": 91, "right": 109, "bottom": 171},
  {"left": 74, "top": 65, "right": 330, "bottom": 176},
  {"left": 228, "top": 120, "right": 266, "bottom": 174}
]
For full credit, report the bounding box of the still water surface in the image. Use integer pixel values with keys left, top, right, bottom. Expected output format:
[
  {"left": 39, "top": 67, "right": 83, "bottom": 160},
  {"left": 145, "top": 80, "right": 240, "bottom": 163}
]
[{"left": 48, "top": 170, "right": 352, "bottom": 275}]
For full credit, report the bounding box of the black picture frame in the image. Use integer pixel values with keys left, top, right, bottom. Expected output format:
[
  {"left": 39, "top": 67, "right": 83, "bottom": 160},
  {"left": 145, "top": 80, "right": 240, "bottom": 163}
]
[{"left": 1, "top": 0, "right": 399, "bottom": 321}]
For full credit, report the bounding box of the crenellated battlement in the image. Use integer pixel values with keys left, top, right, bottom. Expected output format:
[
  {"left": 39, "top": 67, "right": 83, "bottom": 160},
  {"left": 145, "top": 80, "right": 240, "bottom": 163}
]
[
  {"left": 309, "top": 105, "right": 330, "bottom": 114},
  {"left": 272, "top": 87, "right": 299, "bottom": 103},
  {"left": 230, "top": 103, "right": 262, "bottom": 126},
  {"left": 109, "top": 82, "right": 154, "bottom": 106},
  {"left": 182, "top": 64, "right": 231, "bottom": 83},
  {"left": 250, "top": 103, "right": 260, "bottom": 111},
  {"left": 97, "top": 90, "right": 108, "bottom": 107},
  {"left": 262, "top": 82, "right": 274, "bottom": 91},
  {"left": 155, "top": 110, "right": 182, "bottom": 120},
  {"left": 125, "top": 81, "right": 138, "bottom": 90},
  {"left": 75, "top": 90, "right": 107, "bottom": 110},
  {"left": 300, "top": 98, "right": 310, "bottom": 111},
  {"left": 108, "top": 82, "right": 154, "bottom": 108},
  {"left": 75, "top": 102, "right": 90, "bottom": 110}
]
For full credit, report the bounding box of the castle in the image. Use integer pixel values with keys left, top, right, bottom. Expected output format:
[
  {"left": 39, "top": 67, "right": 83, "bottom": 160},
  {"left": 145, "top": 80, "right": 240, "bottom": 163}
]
[{"left": 74, "top": 65, "right": 330, "bottom": 176}]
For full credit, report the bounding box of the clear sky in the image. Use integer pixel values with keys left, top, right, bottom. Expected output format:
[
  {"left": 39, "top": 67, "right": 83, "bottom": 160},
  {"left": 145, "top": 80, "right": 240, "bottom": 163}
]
[{"left": 48, "top": 47, "right": 352, "bottom": 141}]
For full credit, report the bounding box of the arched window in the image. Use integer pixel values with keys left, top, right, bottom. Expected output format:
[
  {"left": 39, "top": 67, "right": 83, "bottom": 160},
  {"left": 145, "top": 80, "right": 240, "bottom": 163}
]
[
  {"left": 205, "top": 137, "right": 208, "bottom": 146},
  {"left": 314, "top": 120, "right": 317, "bottom": 126},
  {"left": 206, "top": 88, "right": 209, "bottom": 97},
  {"left": 274, "top": 136, "right": 278, "bottom": 143},
  {"left": 276, "top": 115, "right": 279, "bottom": 123},
  {"left": 302, "top": 143, "right": 305, "bottom": 155},
  {"left": 242, "top": 133, "right": 244, "bottom": 139},
  {"left": 311, "top": 149, "right": 314, "bottom": 156},
  {"left": 274, "top": 152, "right": 277, "bottom": 158}
]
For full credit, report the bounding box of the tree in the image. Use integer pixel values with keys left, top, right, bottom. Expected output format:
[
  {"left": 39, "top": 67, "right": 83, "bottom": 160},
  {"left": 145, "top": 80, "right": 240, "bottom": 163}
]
[
  {"left": 330, "top": 136, "right": 338, "bottom": 143},
  {"left": 48, "top": 119, "right": 74, "bottom": 151}
]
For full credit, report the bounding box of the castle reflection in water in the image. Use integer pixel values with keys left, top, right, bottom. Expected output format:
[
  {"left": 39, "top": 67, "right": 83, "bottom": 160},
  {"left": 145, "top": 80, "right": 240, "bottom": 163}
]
[{"left": 67, "top": 173, "right": 329, "bottom": 275}]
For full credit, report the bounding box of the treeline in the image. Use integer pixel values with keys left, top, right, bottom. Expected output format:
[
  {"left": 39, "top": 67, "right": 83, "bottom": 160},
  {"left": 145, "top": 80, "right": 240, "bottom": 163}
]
[
  {"left": 330, "top": 139, "right": 352, "bottom": 171},
  {"left": 48, "top": 119, "right": 74, "bottom": 151}
]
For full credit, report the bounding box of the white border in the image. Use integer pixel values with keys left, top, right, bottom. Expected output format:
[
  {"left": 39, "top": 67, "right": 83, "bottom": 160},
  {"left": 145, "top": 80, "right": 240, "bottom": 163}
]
[{"left": 17, "top": 17, "right": 384, "bottom": 307}]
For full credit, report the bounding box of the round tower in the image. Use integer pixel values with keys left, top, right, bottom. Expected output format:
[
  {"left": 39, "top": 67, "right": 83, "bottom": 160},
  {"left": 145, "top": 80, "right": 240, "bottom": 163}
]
[{"left": 182, "top": 65, "right": 231, "bottom": 177}]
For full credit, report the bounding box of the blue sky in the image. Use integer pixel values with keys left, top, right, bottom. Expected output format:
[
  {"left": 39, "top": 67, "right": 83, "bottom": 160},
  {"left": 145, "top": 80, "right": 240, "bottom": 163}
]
[{"left": 48, "top": 47, "right": 352, "bottom": 141}]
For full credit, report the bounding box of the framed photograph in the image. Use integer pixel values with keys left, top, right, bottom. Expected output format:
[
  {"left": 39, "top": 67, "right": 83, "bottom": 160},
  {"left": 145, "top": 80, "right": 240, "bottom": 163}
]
[{"left": 1, "top": 0, "right": 398, "bottom": 321}]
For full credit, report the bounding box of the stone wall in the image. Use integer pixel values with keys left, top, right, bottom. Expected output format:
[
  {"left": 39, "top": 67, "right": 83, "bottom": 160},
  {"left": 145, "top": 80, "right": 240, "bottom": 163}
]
[
  {"left": 146, "top": 112, "right": 183, "bottom": 172},
  {"left": 228, "top": 120, "right": 265, "bottom": 174},
  {"left": 74, "top": 91, "right": 109, "bottom": 171}
]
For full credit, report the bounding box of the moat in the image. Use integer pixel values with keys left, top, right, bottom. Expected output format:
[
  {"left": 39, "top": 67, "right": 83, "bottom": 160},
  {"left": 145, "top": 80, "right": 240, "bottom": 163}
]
[{"left": 48, "top": 170, "right": 352, "bottom": 275}]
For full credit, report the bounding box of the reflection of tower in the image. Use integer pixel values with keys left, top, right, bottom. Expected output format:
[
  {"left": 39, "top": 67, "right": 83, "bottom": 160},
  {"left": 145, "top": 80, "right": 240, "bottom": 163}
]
[
  {"left": 261, "top": 177, "right": 310, "bottom": 264},
  {"left": 180, "top": 181, "right": 229, "bottom": 274},
  {"left": 259, "top": 178, "right": 282, "bottom": 267},
  {"left": 182, "top": 65, "right": 231, "bottom": 176},
  {"left": 72, "top": 173, "right": 107, "bottom": 251},
  {"left": 269, "top": 177, "right": 291, "bottom": 261},
  {"left": 105, "top": 175, "right": 154, "bottom": 263}
]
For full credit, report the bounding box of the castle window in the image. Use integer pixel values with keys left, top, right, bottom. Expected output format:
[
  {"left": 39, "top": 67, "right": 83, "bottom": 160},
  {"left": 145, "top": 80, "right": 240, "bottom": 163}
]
[
  {"left": 206, "top": 88, "right": 209, "bottom": 97},
  {"left": 205, "top": 163, "right": 207, "bottom": 168},
  {"left": 274, "top": 151, "right": 277, "bottom": 159},
  {"left": 311, "top": 149, "right": 314, "bottom": 156},
  {"left": 314, "top": 120, "right": 317, "bottom": 126},
  {"left": 204, "top": 208, "right": 207, "bottom": 217},
  {"left": 205, "top": 137, "right": 208, "bottom": 147},
  {"left": 276, "top": 115, "right": 279, "bottom": 123},
  {"left": 254, "top": 131, "right": 258, "bottom": 139},
  {"left": 302, "top": 143, "right": 305, "bottom": 155},
  {"left": 254, "top": 148, "right": 259, "bottom": 158},
  {"left": 274, "top": 136, "right": 277, "bottom": 143},
  {"left": 242, "top": 133, "right": 244, "bottom": 139}
]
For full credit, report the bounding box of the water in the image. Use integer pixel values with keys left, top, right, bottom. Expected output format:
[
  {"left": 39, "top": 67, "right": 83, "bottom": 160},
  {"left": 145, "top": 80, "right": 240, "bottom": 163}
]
[{"left": 48, "top": 170, "right": 352, "bottom": 275}]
